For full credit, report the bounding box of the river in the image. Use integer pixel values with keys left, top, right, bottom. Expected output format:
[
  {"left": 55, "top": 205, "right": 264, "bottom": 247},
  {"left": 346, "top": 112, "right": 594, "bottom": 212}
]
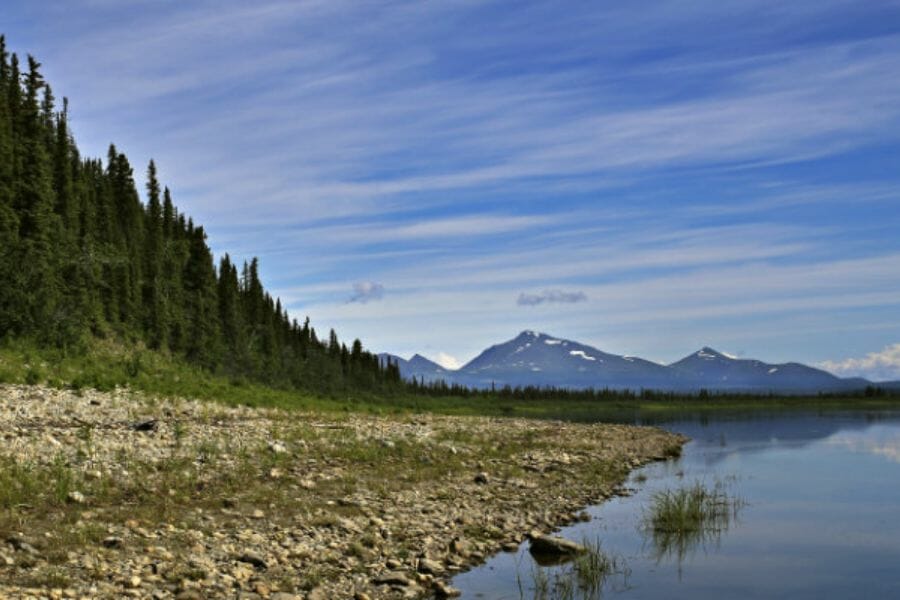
[{"left": 451, "top": 411, "right": 900, "bottom": 599}]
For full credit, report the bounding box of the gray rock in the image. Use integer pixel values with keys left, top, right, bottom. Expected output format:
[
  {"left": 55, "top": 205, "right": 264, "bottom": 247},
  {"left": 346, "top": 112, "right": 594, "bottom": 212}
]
[
  {"left": 434, "top": 581, "right": 462, "bottom": 598},
  {"left": 6, "top": 535, "right": 39, "bottom": 556},
  {"left": 418, "top": 558, "right": 443, "bottom": 575},
  {"left": 131, "top": 419, "right": 158, "bottom": 432},
  {"left": 474, "top": 472, "right": 489, "bottom": 484},
  {"left": 449, "top": 538, "right": 471, "bottom": 557},
  {"left": 306, "top": 589, "right": 329, "bottom": 600},
  {"left": 66, "top": 490, "right": 86, "bottom": 504},
  {"left": 101, "top": 536, "right": 123, "bottom": 549},
  {"left": 236, "top": 551, "right": 268, "bottom": 570},
  {"left": 529, "top": 535, "right": 587, "bottom": 557}
]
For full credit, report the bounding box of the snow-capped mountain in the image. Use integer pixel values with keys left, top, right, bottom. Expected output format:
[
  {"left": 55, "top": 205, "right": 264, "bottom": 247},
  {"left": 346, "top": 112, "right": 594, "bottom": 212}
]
[
  {"left": 668, "top": 347, "right": 859, "bottom": 393},
  {"left": 454, "top": 330, "right": 671, "bottom": 390},
  {"left": 383, "top": 331, "right": 881, "bottom": 393}
]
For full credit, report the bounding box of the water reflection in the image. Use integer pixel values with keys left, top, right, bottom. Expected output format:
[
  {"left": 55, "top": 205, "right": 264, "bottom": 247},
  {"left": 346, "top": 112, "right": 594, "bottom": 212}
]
[
  {"left": 825, "top": 426, "right": 900, "bottom": 463},
  {"left": 452, "top": 412, "right": 900, "bottom": 600}
]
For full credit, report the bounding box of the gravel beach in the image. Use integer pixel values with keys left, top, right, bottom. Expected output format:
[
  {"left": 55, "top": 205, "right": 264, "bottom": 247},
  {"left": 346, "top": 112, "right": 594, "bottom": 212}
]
[{"left": 0, "top": 384, "right": 684, "bottom": 599}]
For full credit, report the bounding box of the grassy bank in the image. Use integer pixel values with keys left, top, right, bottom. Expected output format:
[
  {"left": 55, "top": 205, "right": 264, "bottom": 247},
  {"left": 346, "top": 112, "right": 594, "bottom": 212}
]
[{"left": 1, "top": 339, "right": 899, "bottom": 423}]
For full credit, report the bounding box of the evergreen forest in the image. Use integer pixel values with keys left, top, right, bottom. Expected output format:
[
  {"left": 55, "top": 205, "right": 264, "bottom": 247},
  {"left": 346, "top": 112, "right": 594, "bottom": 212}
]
[{"left": 0, "top": 37, "right": 403, "bottom": 394}]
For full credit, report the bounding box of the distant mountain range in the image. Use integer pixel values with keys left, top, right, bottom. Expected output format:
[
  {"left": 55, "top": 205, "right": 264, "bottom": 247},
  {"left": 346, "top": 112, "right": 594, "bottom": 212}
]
[{"left": 380, "top": 331, "right": 899, "bottom": 394}]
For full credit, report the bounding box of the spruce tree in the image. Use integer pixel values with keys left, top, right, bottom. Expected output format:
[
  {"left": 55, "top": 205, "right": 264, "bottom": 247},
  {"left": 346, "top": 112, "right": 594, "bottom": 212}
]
[
  {"left": 0, "top": 37, "right": 21, "bottom": 335},
  {"left": 182, "top": 225, "right": 220, "bottom": 368},
  {"left": 14, "top": 56, "right": 61, "bottom": 339},
  {"left": 143, "top": 160, "right": 166, "bottom": 347}
]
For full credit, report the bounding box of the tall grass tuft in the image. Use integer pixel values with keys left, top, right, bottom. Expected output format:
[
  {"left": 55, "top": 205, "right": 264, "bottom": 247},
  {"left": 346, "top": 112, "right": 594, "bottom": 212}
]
[{"left": 643, "top": 481, "right": 744, "bottom": 562}]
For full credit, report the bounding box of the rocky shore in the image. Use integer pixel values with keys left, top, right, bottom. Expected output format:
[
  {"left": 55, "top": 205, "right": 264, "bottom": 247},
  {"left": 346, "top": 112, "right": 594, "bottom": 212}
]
[{"left": 0, "top": 384, "right": 685, "bottom": 599}]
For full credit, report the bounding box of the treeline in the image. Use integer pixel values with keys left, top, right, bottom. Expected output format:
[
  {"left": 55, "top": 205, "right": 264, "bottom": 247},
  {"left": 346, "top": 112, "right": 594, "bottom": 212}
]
[
  {"left": 406, "top": 378, "right": 719, "bottom": 401},
  {"left": 406, "top": 378, "right": 900, "bottom": 402},
  {"left": 0, "top": 37, "right": 401, "bottom": 393}
]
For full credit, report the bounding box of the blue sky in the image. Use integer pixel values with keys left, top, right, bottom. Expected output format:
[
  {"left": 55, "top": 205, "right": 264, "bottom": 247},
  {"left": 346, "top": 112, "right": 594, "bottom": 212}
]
[{"left": 3, "top": 1, "right": 900, "bottom": 378}]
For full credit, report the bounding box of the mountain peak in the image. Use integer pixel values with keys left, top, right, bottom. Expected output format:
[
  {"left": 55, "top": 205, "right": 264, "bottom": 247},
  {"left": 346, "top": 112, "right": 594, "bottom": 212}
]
[
  {"left": 408, "top": 354, "right": 444, "bottom": 370},
  {"left": 696, "top": 347, "right": 729, "bottom": 360}
]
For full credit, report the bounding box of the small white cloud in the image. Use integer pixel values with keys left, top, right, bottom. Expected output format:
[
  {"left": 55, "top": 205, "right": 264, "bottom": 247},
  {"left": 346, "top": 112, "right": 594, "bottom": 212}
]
[
  {"left": 433, "top": 352, "right": 462, "bottom": 370},
  {"left": 819, "top": 343, "right": 900, "bottom": 381},
  {"left": 348, "top": 281, "right": 384, "bottom": 303},
  {"left": 518, "top": 289, "right": 588, "bottom": 306}
]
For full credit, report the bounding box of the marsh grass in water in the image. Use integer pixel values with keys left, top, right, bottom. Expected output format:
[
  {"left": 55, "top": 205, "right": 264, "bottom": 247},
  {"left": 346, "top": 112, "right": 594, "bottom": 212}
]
[
  {"left": 642, "top": 481, "right": 744, "bottom": 563},
  {"left": 521, "top": 538, "right": 629, "bottom": 600}
]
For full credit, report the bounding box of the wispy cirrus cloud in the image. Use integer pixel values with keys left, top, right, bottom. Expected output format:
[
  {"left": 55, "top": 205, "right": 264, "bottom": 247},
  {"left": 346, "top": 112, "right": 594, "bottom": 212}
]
[
  {"left": 7, "top": 0, "right": 900, "bottom": 364},
  {"left": 25, "top": 1, "right": 900, "bottom": 226}
]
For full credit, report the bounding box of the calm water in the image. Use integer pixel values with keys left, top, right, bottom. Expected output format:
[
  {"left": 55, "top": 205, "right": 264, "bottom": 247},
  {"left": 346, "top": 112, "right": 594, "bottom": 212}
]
[{"left": 451, "top": 412, "right": 900, "bottom": 599}]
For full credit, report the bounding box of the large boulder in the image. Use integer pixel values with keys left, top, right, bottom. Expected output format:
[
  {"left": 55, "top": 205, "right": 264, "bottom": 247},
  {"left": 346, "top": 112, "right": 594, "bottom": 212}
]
[{"left": 528, "top": 535, "right": 587, "bottom": 559}]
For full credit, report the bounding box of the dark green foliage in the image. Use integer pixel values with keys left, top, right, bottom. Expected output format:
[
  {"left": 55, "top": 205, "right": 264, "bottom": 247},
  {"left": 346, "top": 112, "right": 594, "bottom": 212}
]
[{"left": 0, "top": 38, "right": 400, "bottom": 395}]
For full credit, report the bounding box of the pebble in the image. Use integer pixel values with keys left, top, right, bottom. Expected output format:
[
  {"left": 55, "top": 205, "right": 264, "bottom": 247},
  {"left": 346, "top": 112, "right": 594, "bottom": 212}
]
[
  {"left": 418, "top": 558, "right": 443, "bottom": 575},
  {"left": 267, "top": 441, "right": 288, "bottom": 454},
  {"left": 434, "top": 580, "right": 463, "bottom": 598}
]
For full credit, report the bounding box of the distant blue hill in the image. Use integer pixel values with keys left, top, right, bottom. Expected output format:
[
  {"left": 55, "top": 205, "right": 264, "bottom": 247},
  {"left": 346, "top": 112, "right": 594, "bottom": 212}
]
[
  {"left": 378, "top": 353, "right": 448, "bottom": 383},
  {"left": 666, "top": 346, "right": 859, "bottom": 393},
  {"left": 383, "top": 331, "right": 883, "bottom": 394}
]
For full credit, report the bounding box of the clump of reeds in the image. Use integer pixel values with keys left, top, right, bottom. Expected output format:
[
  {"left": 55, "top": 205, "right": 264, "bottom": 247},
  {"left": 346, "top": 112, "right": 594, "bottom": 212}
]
[{"left": 643, "top": 480, "right": 744, "bottom": 562}]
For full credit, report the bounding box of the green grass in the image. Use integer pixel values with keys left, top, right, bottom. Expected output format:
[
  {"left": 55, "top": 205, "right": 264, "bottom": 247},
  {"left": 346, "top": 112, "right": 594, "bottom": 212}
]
[
  {"left": 643, "top": 481, "right": 744, "bottom": 563},
  {"left": 1, "top": 337, "right": 899, "bottom": 423},
  {"left": 0, "top": 454, "right": 81, "bottom": 511},
  {"left": 646, "top": 482, "right": 740, "bottom": 533}
]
